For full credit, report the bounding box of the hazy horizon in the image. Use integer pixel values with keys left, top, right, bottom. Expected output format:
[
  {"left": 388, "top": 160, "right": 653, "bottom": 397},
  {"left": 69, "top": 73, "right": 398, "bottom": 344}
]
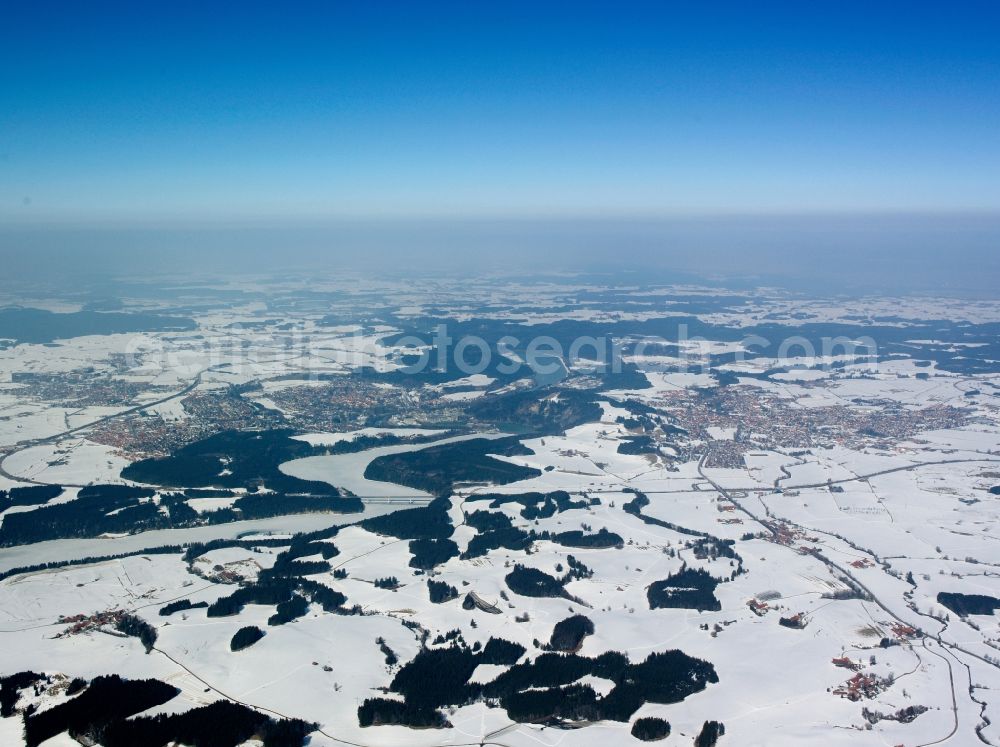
[
  {"left": 2, "top": 211, "right": 999, "bottom": 297},
  {"left": 2, "top": 2, "right": 999, "bottom": 296}
]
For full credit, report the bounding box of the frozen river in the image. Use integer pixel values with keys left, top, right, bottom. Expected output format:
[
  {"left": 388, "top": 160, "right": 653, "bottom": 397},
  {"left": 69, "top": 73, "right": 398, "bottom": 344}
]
[
  {"left": 0, "top": 431, "right": 508, "bottom": 575},
  {"left": 278, "top": 432, "right": 506, "bottom": 498},
  {"left": 0, "top": 504, "right": 401, "bottom": 575}
]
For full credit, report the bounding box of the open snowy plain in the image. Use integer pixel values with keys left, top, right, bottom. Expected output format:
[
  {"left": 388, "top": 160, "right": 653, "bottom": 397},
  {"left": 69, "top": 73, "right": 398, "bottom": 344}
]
[{"left": 1, "top": 276, "right": 999, "bottom": 746}]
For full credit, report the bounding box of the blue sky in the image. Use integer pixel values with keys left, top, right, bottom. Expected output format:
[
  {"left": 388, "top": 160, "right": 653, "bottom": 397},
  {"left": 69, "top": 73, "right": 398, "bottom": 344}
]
[
  {"left": 0, "top": 2, "right": 1000, "bottom": 221},
  {"left": 2, "top": 1, "right": 999, "bottom": 221}
]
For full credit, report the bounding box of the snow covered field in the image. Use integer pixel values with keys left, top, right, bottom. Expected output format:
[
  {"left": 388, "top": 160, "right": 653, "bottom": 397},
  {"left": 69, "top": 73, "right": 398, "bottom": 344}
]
[{"left": 1, "top": 278, "right": 999, "bottom": 746}]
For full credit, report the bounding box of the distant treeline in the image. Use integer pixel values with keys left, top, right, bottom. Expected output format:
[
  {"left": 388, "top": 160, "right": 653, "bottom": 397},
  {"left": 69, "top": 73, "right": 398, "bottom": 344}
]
[
  {"left": 0, "top": 307, "right": 196, "bottom": 344},
  {"left": 0, "top": 478, "right": 361, "bottom": 547},
  {"left": 321, "top": 430, "right": 458, "bottom": 454},
  {"left": 467, "top": 388, "right": 606, "bottom": 435},
  {"left": 384, "top": 312, "right": 1000, "bottom": 376}
]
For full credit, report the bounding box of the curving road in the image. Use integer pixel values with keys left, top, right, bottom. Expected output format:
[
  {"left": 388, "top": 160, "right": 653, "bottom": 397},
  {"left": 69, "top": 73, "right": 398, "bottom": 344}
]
[
  {"left": 695, "top": 450, "right": 994, "bottom": 745},
  {"left": 0, "top": 371, "right": 205, "bottom": 487}
]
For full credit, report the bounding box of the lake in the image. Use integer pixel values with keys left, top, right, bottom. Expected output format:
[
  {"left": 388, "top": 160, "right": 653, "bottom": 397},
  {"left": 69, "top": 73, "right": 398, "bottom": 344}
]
[{"left": 278, "top": 431, "right": 506, "bottom": 498}]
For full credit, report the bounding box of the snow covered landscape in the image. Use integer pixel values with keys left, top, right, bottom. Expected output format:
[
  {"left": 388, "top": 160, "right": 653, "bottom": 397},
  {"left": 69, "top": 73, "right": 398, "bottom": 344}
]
[
  {"left": 5, "top": 3, "right": 999, "bottom": 743},
  {"left": 0, "top": 274, "right": 998, "bottom": 747}
]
